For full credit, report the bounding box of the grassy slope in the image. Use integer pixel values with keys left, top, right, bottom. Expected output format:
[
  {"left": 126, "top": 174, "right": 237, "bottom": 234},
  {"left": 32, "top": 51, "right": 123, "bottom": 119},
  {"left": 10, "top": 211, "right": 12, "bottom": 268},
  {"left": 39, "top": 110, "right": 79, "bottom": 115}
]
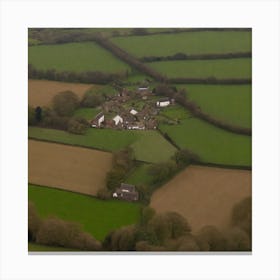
[
  {"left": 29, "top": 184, "right": 141, "bottom": 241},
  {"left": 147, "top": 58, "right": 252, "bottom": 79},
  {"left": 28, "top": 127, "right": 177, "bottom": 163},
  {"left": 112, "top": 31, "right": 252, "bottom": 57},
  {"left": 29, "top": 42, "right": 130, "bottom": 73},
  {"left": 28, "top": 242, "right": 78, "bottom": 252},
  {"left": 73, "top": 107, "right": 101, "bottom": 120},
  {"left": 124, "top": 163, "right": 153, "bottom": 186},
  {"left": 177, "top": 84, "right": 252, "bottom": 128},
  {"left": 159, "top": 118, "right": 251, "bottom": 166}
]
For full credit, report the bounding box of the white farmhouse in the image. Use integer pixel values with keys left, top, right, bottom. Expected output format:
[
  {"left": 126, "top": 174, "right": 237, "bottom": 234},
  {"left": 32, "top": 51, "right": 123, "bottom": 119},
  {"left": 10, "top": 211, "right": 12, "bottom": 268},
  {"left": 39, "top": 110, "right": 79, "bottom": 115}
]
[
  {"left": 156, "top": 98, "right": 170, "bottom": 107},
  {"left": 113, "top": 115, "right": 123, "bottom": 126},
  {"left": 91, "top": 112, "right": 104, "bottom": 128}
]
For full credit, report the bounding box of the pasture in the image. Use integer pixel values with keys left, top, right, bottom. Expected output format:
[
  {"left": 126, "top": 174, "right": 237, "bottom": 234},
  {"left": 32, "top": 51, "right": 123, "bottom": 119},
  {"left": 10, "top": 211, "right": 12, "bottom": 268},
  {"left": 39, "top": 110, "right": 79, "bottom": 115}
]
[
  {"left": 112, "top": 31, "right": 252, "bottom": 57},
  {"left": 73, "top": 107, "right": 101, "bottom": 120},
  {"left": 150, "top": 165, "right": 251, "bottom": 232},
  {"left": 159, "top": 119, "right": 251, "bottom": 166},
  {"left": 29, "top": 42, "right": 130, "bottom": 73},
  {"left": 148, "top": 58, "right": 252, "bottom": 79},
  {"left": 28, "top": 127, "right": 177, "bottom": 163},
  {"left": 28, "top": 79, "right": 95, "bottom": 107},
  {"left": 28, "top": 140, "right": 112, "bottom": 196},
  {"left": 125, "top": 163, "right": 152, "bottom": 186},
  {"left": 29, "top": 184, "right": 141, "bottom": 241},
  {"left": 178, "top": 84, "right": 252, "bottom": 128}
]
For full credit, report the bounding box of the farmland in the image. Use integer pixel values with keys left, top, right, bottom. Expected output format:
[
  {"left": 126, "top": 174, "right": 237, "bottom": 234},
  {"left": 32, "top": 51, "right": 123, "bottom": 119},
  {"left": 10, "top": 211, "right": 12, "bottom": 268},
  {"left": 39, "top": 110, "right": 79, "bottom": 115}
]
[
  {"left": 29, "top": 42, "right": 130, "bottom": 73},
  {"left": 112, "top": 31, "right": 252, "bottom": 57},
  {"left": 124, "top": 163, "right": 152, "bottom": 186},
  {"left": 28, "top": 79, "right": 95, "bottom": 107},
  {"left": 159, "top": 119, "right": 251, "bottom": 166},
  {"left": 148, "top": 58, "right": 252, "bottom": 79},
  {"left": 150, "top": 165, "right": 251, "bottom": 232},
  {"left": 29, "top": 140, "right": 113, "bottom": 196},
  {"left": 178, "top": 84, "right": 252, "bottom": 128},
  {"left": 29, "top": 184, "right": 141, "bottom": 241},
  {"left": 28, "top": 127, "right": 177, "bottom": 163}
]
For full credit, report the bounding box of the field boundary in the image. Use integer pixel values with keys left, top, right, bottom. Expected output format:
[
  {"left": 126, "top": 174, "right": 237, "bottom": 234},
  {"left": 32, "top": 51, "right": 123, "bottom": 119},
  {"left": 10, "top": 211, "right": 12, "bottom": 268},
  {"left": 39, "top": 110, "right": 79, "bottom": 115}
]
[{"left": 140, "top": 52, "right": 252, "bottom": 62}]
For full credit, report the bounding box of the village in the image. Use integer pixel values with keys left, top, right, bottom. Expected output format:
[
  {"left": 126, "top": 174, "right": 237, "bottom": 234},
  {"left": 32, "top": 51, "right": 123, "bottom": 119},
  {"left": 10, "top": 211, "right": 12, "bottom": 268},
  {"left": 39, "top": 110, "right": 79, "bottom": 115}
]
[{"left": 91, "top": 86, "right": 175, "bottom": 130}]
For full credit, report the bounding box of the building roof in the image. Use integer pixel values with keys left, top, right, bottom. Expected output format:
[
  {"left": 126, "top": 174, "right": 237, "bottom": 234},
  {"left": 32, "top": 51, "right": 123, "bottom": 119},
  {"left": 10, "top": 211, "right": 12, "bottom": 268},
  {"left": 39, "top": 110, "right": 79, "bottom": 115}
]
[
  {"left": 120, "top": 183, "right": 136, "bottom": 192},
  {"left": 93, "top": 111, "right": 104, "bottom": 120},
  {"left": 158, "top": 98, "right": 170, "bottom": 102},
  {"left": 130, "top": 109, "right": 138, "bottom": 115}
]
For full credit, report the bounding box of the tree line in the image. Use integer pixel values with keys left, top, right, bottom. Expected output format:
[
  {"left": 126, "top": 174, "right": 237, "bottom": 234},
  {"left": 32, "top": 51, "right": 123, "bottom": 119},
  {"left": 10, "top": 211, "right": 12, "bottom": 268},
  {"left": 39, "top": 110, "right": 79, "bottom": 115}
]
[
  {"left": 140, "top": 52, "right": 252, "bottom": 63},
  {"left": 154, "top": 84, "right": 252, "bottom": 135},
  {"left": 29, "top": 196, "right": 251, "bottom": 251},
  {"left": 28, "top": 64, "right": 128, "bottom": 85}
]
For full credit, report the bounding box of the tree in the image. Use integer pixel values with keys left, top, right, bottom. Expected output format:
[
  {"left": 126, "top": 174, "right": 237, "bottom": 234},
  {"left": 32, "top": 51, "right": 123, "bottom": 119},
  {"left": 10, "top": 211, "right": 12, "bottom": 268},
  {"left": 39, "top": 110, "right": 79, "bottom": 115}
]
[
  {"left": 36, "top": 217, "right": 101, "bottom": 251},
  {"left": 28, "top": 201, "right": 42, "bottom": 242},
  {"left": 140, "top": 206, "right": 156, "bottom": 226},
  {"left": 67, "top": 118, "right": 88, "bottom": 134},
  {"left": 52, "top": 91, "right": 79, "bottom": 116},
  {"left": 224, "top": 227, "right": 251, "bottom": 251},
  {"left": 148, "top": 161, "right": 177, "bottom": 183},
  {"left": 173, "top": 149, "right": 200, "bottom": 168},
  {"left": 231, "top": 197, "right": 252, "bottom": 236},
  {"left": 148, "top": 212, "right": 191, "bottom": 244},
  {"left": 131, "top": 28, "right": 148, "bottom": 36},
  {"left": 35, "top": 106, "right": 42, "bottom": 122},
  {"left": 28, "top": 106, "right": 36, "bottom": 125},
  {"left": 195, "top": 225, "right": 227, "bottom": 251},
  {"left": 106, "top": 168, "right": 126, "bottom": 191},
  {"left": 81, "top": 91, "right": 105, "bottom": 108}
]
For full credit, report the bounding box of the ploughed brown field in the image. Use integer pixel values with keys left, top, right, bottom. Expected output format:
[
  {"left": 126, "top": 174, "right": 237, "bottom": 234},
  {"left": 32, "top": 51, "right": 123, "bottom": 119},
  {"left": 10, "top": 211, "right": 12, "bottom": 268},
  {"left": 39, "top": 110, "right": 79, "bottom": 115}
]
[
  {"left": 28, "top": 140, "right": 112, "bottom": 196},
  {"left": 28, "top": 79, "right": 99, "bottom": 107},
  {"left": 150, "top": 165, "right": 251, "bottom": 232}
]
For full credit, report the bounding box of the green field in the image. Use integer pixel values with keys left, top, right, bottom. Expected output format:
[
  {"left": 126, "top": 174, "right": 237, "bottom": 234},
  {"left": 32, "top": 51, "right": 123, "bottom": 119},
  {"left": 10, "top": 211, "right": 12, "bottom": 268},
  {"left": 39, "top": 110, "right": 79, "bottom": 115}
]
[
  {"left": 112, "top": 31, "right": 252, "bottom": 57},
  {"left": 29, "top": 42, "right": 130, "bottom": 73},
  {"left": 29, "top": 184, "right": 141, "bottom": 241},
  {"left": 148, "top": 58, "right": 251, "bottom": 79},
  {"left": 28, "top": 127, "right": 177, "bottom": 163},
  {"left": 125, "top": 163, "right": 152, "bottom": 186},
  {"left": 73, "top": 107, "right": 101, "bottom": 120},
  {"left": 177, "top": 84, "right": 252, "bottom": 128},
  {"left": 28, "top": 242, "right": 78, "bottom": 252},
  {"left": 160, "top": 105, "right": 190, "bottom": 120},
  {"left": 159, "top": 119, "right": 251, "bottom": 166}
]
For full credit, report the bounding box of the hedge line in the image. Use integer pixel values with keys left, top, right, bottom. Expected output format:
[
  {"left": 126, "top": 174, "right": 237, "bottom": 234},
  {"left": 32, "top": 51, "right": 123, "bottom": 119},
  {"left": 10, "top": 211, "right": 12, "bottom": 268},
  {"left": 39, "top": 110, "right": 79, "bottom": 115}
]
[{"left": 140, "top": 52, "right": 252, "bottom": 62}]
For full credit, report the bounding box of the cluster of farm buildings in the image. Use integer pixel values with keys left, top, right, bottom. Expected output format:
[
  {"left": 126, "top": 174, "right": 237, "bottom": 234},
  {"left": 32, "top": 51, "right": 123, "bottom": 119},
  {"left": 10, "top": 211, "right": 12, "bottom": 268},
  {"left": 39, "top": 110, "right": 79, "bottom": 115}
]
[{"left": 91, "top": 87, "right": 174, "bottom": 130}]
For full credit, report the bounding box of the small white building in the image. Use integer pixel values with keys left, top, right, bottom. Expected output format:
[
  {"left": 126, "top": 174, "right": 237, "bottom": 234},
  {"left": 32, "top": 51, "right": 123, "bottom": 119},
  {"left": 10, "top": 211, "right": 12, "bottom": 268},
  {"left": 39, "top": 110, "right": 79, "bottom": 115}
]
[
  {"left": 156, "top": 98, "right": 170, "bottom": 107},
  {"left": 113, "top": 115, "right": 123, "bottom": 126},
  {"left": 91, "top": 112, "right": 104, "bottom": 128},
  {"left": 130, "top": 109, "right": 138, "bottom": 115}
]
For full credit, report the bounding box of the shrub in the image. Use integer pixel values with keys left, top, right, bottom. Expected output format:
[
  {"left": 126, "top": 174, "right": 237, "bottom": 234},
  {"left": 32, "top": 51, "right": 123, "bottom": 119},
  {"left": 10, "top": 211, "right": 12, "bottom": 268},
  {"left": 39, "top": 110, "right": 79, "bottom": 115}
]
[
  {"left": 52, "top": 91, "right": 79, "bottom": 116},
  {"left": 28, "top": 201, "right": 42, "bottom": 242}
]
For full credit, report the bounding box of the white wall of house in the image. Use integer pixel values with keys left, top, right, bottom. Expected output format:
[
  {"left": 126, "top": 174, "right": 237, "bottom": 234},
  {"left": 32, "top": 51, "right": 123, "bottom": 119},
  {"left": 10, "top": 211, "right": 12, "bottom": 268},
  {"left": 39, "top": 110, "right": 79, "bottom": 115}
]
[
  {"left": 130, "top": 109, "right": 138, "bottom": 115},
  {"left": 157, "top": 100, "right": 170, "bottom": 107},
  {"left": 113, "top": 115, "right": 123, "bottom": 125},
  {"left": 98, "top": 115, "right": 104, "bottom": 126}
]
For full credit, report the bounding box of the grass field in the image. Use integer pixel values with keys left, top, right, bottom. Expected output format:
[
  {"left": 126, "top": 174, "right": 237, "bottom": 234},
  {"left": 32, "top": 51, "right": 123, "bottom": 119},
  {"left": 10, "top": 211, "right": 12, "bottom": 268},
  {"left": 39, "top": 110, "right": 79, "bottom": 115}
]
[
  {"left": 112, "top": 31, "right": 252, "bottom": 57},
  {"left": 148, "top": 58, "right": 252, "bottom": 79},
  {"left": 29, "top": 42, "right": 130, "bottom": 73},
  {"left": 28, "top": 242, "right": 78, "bottom": 252},
  {"left": 28, "top": 79, "right": 95, "bottom": 107},
  {"left": 28, "top": 127, "right": 177, "bottom": 163},
  {"left": 159, "top": 119, "right": 251, "bottom": 166},
  {"left": 29, "top": 140, "right": 112, "bottom": 196},
  {"left": 124, "top": 163, "right": 152, "bottom": 186},
  {"left": 160, "top": 105, "right": 190, "bottom": 120},
  {"left": 150, "top": 165, "right": 251, "bottom": 232},
  {"left": 177, "top": 84, "right": 252, "bottom": 128},
  {"left": 73, "top": 107, "right": 101, "bottom": 120},
  {"left": 29, "top": 184, "right": 141, "bottom": 241}
]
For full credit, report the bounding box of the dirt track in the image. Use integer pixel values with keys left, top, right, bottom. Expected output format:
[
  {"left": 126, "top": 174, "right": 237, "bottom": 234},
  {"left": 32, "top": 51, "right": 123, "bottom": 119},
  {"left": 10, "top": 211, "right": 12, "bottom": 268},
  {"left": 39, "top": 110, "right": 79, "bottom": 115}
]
[
  {"left": 28, "top": 79, "right": 97, "bottom": 107},
  {"left": 150, "top": 165, "right": 251, "bottom": 232},
  {"left": 28, "top": 140, "right": 112, "bottom": 196}
]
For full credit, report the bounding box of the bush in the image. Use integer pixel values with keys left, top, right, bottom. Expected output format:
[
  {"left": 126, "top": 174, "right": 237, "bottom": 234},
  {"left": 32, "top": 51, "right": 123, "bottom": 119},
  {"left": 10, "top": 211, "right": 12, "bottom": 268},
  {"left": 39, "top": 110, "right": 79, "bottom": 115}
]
[
  {"left": 67, "top": 118, "right": 88, "bottom": 134},
  {"left": 148, "top": 161, "right": 177, "bottom": 183},
  {"left": 81, "top": 88, "right": 105, "bottom": 108},
  {"left": 52, "top": 91, "right": 79, "bottom": 116},
  {"left": 224, "top": 227, "right": 251, "bottom": 251},
  {"left": 28, "top": 201, "right": 42, "bottom": 242},
  {"left": 231, "top": 197, "right": 252, "bottom": 236},
  {"left": 36, "top": 217, "right": 101, "bottom": 251}
]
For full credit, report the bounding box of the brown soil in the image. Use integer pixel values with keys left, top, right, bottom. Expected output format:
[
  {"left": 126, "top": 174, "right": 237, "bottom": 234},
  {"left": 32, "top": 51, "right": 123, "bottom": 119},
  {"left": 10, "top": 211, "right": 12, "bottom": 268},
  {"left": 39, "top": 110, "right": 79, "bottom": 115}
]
[
  {"left": 28, "top": 79, "right": 100, "bottom": 107},
  {"left": 28, "top": 140, "right": 112, "bottom": 196},
  {"left": 150, "top": 165, "right": 251, "bottom": 232}
]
